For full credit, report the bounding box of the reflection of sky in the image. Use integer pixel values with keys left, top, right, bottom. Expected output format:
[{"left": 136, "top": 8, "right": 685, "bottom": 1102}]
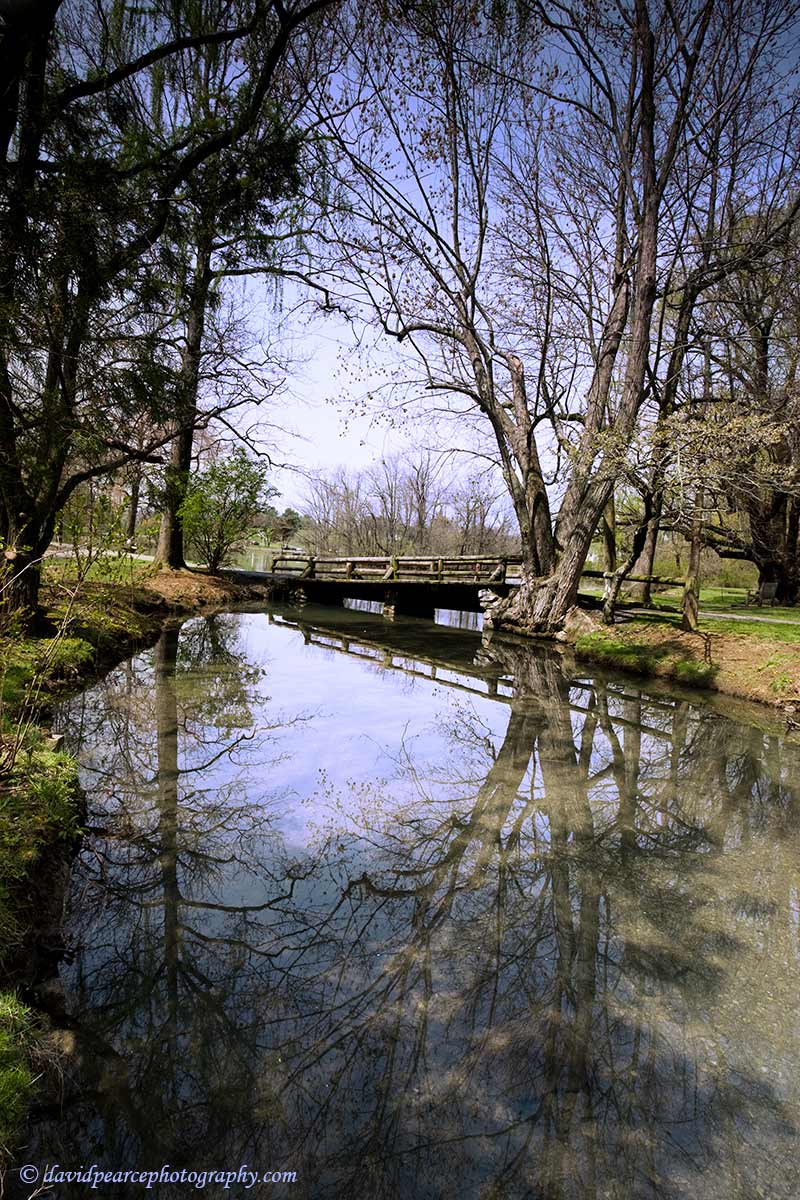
[
  {"left": 40, "top": 611, "right": 800, "bottom": 1199},
  {"left": 232, "top": 612, "right": 510, "bottom": 847}
]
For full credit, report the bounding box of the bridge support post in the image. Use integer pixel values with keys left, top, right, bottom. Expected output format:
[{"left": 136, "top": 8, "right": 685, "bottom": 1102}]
[{"left": 291, "top": 586, "right": 308, "bottom": 609}]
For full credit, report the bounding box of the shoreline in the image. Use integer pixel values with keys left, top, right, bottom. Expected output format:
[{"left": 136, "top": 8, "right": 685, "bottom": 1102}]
[{"left": 572, "top": 616, "right": 800, "bottom": 713}]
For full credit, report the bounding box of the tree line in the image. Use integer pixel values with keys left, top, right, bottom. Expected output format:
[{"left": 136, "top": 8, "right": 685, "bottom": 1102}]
[
  {"left": 2, "top": 0, "right": 799, "bottom": 632},
  {"left": 303, "top": 454, "right": 517, "bottom": 557}
]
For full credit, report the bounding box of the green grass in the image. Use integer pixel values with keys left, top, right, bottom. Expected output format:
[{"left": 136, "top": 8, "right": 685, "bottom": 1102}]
[
  {"left": 630, "top": 609, "right": 800, "bottom": 644},
  {"left": 582, "top": 577, "right": 800, "bottom": 625},
  {"left": 575, "top": 629, "right": 717, "bottom": 686},
  {"left": 0, "top": 993, "right": 36, "bottom": 1162},
  {"left": 648, "top": 585, "right": 800, "bottom": 622},
  {"left": 43, "top": 552, "right": 154, "bottom": 586},
  {"left": 1, "top": 635, "right": 95, "bottom": 709}
]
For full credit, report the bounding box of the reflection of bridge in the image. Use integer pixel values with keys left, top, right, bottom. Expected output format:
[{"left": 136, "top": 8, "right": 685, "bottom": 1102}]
[{"left": 269, "top": 608, "right": 676, "bottom": 739}]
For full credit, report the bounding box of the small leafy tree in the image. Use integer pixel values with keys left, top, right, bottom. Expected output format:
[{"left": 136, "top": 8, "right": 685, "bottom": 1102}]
[
  {"left": 275, "top": 508, "right": 303, "bottom": 546},
  {"left": 178, "top": 452, "right": 276, "bottom": 574}
]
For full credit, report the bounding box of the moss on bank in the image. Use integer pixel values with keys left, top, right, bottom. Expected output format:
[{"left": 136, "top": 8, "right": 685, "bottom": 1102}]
[{"left": 0, "top": 993, "right": 37, "bottom": 1162}]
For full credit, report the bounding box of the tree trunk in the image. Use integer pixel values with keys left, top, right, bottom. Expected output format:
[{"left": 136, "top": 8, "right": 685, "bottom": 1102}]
[
  {"left": 5, "top": 552, "right": 42, "bottom": 619},
  {"left": 601, "top": 495, "right": 616, "bottom": 576},
  {"left": 153, "top": 227, "right": 213, "bottom": 570},
  {"left": 628, "top": 499, "right": 660, "bottom": 605},
  {"left": 682, "top": 501, "right": 703, "bottom": 632},
  {"left": 756, "top": 560, "right": 798, "bottom": 606},
  {"left": 155, "top": 422, "right": 195, "bottom": 568},
  {"left": 125, "top": 472, "right": 141, "bottom": 543},
  {"left": 746, "top": 492, "right": 800, "bottom": 605},
  {"left": 486, "top": 500, "right": 604, "bottom": 635},
  {"left": 2, "top": 508, "right": 56, "bottom": 622},
  {"left": 601, "top": 496, "right": 655, "bottom": 624},
  {"left": 600, "top": 495, "right": 617, "bottom": 617}
]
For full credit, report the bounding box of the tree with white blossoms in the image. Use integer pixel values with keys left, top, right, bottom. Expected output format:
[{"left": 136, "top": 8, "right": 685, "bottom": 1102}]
[{"left": 625, "top": 406, "right": 799, "bottom": 629}]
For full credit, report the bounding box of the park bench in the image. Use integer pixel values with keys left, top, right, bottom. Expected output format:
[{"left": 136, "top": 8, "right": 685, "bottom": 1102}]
[{"left": 746, "top": 581, "right": 779, "bottom": 607}]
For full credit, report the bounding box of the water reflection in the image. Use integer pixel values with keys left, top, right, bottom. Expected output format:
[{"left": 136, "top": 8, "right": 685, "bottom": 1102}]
[{"left": 21, "top": 610, "right": 800, "bottom": 1199}]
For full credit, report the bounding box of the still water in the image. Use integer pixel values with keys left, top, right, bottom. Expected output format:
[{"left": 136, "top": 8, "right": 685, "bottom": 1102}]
[{"left": 23, "top": 607, "right": 800, "bottom": 1198}]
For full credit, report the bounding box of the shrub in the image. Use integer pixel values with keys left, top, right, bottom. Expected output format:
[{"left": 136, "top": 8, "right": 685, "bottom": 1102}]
[{"left": 178, "top": 450, "right": 276, "bottom": 573}]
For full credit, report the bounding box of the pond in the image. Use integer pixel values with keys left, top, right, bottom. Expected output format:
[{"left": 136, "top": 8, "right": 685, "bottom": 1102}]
[{"left": 20, "top": 606, "right": 800, "bottom": 1199}]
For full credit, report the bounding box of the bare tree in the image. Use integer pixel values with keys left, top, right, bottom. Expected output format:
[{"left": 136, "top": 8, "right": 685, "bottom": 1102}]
[
  {"left": 316, "top": 0, "right": 800, "bottom": 633},
  {"left": 302, "top": 454, "right": 516, "bottom": 556}
]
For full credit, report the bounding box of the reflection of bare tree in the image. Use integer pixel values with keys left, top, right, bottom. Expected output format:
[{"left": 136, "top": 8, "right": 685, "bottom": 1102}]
[{"left": 26, "top": 615, "right": 800, "bottom": 1200}]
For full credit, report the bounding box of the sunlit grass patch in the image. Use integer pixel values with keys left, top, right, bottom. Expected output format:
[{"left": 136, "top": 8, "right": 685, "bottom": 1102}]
[
  {"left": 575, "top": 629, "right": 717, "bottom": 687},
  {"left": 0, "top": 992, "right": 35, "bottom": 1162}
]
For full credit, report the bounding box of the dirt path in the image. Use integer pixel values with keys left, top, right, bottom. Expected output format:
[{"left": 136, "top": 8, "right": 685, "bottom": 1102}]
[{"left": 622, "top": 606, "right": 800, "bottom": 627}]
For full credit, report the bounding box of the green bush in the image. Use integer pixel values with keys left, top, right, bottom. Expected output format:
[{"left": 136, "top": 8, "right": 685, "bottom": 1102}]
[{"left": 178, "top": 449, "right": 276, "bottom": 573}]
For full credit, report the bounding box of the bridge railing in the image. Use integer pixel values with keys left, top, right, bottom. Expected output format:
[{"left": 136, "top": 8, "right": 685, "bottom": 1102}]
[
  {"left": 263, "top": 554, "right": 683, "bottom": 589},
  {"left": 268, "top": 554, "right": 524, "bottom": 583}
]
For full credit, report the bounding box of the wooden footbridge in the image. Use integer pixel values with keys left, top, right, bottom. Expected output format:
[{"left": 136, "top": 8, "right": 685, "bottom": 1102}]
[
  {"left": 228, "top": 552, "right": 681, "bottom": 617},
  {"left": 230, "top": 552, "right": 524, "bottom": 616}
]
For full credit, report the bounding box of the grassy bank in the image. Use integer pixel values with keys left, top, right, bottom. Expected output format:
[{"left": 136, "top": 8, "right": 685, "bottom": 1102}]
[
  {"left": 575, "top": 628, "right": 718, "bottom": 688},
  {"left": 575, "top": 615, "right": 800, "bottom": 708},
  {"left": 0, "top": 995, "right": 37, "bottom": 1161}
]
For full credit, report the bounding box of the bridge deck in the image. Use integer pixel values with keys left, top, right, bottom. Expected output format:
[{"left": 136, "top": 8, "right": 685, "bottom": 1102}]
[{"left": 229, "top": 554, "right": 683, "bottom": 616}]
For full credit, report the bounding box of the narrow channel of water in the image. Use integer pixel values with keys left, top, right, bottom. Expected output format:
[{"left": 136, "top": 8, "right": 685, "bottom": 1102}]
[{"left": 19, "top": 607, "right": 800, "bottom": 1198}]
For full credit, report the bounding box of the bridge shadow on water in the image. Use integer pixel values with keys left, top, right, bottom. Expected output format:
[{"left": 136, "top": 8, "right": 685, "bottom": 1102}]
[{"left": 13, "top": 606, "right": 800, "bottom": 1200}]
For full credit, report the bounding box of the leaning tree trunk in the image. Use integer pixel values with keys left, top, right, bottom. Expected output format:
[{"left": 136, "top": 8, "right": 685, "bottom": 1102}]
[
  {"left": 486, "top": 497, "right": 609, "bottom": 635},
  {"left": 629, "top": 496, "right": 661, "bottom": 605},
  {"left": 602, "top": 495, "right": 655, "bottom": 624}
]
